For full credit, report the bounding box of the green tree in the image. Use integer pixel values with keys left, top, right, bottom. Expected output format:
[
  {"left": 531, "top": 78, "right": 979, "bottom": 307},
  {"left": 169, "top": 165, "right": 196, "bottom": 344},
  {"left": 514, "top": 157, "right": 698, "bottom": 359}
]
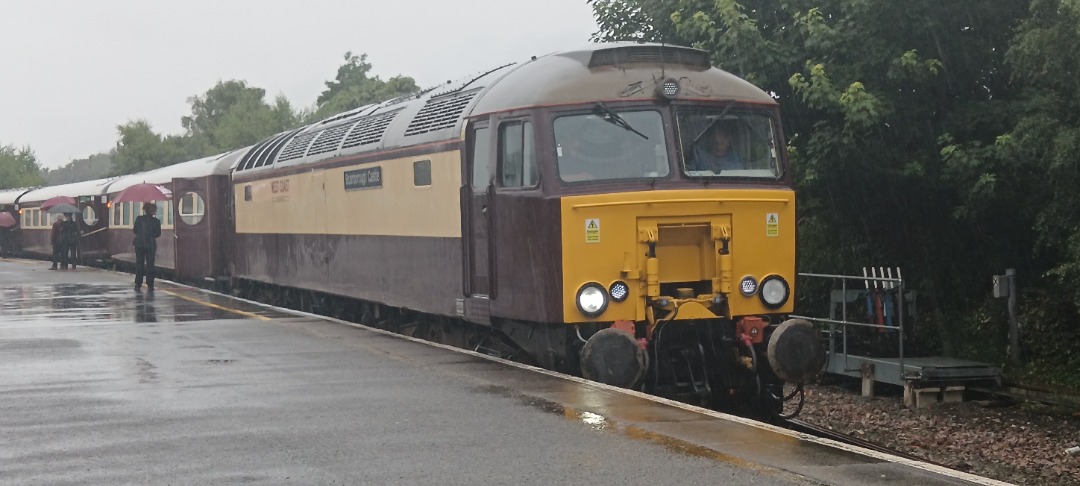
[
  {"left": 182, "top": 80, "right": 299, "bottom": 153},
  {"left": 0, "top": 143, "right": 44, "bottom": 189},
  {"left": 111, "top": 120, "right": 168, "bottom": 175},
  {"left": 311, "top": 52, "right": 419, "bottom": 120},
  {"left": 592, "top": 0, "right": 1030, "bottom": 359}
]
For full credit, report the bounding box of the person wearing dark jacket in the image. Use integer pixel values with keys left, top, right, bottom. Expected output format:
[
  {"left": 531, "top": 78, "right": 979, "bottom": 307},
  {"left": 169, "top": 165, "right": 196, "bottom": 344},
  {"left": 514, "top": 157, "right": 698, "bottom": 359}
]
[
  {"left": 59, "top": 214, "right": 80, "bottom": 269},
  {"left": 49, "top": 216, "right": 64, "bottom": 270},
  {"left": 133, "top": 202, "right": 162, "bottom": 291}
]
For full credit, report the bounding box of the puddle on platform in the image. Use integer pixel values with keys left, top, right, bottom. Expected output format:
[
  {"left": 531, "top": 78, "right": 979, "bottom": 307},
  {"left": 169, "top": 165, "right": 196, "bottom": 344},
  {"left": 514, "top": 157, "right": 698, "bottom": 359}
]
[
  {"left": 468, "top": 383, "right": 757, "bottom": 468},
  {"left": 0, "top": 283, "right": 261, "bottom": 323}
]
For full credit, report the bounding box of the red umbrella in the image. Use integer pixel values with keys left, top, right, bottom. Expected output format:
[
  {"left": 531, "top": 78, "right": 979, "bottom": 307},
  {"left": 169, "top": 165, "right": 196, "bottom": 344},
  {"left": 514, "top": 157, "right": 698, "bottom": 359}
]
[
  {"left": 113, "top": 183, "right": 172, "bottom": 203},
  {"left": 41, "top": 196, "right": 77, "bottom": 210},
  {"left": 0, "top": 212, "right": 15, "bottom": 228}
]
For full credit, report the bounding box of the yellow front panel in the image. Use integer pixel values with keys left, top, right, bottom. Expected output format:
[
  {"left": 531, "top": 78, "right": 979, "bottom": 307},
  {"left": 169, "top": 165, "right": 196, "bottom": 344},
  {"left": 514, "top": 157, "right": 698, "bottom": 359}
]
[
  {"left": 560, "top": 189, "right": 796, "bottom": 323},
  {"left": 235, "top": 151, "right": 462, "bottom": 237}
]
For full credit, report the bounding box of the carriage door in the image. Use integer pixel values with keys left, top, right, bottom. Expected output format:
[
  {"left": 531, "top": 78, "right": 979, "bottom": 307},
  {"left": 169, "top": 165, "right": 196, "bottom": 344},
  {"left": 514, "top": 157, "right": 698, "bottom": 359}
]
[
  {"left": 463, "top": 122, "right": 494, "bottom": 323},
  {"left": 173, "top": 175, "right": 228, "bottom": 282}
]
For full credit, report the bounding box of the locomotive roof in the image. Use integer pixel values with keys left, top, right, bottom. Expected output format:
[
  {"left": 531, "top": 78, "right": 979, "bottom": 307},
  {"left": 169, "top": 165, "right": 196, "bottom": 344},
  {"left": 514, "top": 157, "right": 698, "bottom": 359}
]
[
  {"left": 234, "top": 42, "right": 776, "bottom": 175},
  {"left": 108, "top": 149, "right": 247, "bottom": 193}
]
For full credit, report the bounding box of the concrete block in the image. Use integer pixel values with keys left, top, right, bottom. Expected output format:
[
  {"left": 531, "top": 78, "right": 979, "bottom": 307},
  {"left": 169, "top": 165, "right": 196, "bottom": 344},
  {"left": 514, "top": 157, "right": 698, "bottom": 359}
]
[
  {"left": 942, "top": 386, "right": 965, "bottom": 403},
  {"left": 904, "top": 382, "right": 940, "bottom": 409}
]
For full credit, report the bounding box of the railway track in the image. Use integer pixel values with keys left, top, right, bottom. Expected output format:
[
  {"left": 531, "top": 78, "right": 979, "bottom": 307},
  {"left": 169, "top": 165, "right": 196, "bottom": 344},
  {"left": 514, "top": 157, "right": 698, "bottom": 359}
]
[{"left": 782, "top": 418, "right": 951, "bottom": 467}]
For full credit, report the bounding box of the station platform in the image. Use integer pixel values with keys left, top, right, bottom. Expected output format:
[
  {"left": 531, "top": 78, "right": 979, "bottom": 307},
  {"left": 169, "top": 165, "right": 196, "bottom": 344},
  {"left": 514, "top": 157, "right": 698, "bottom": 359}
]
[{"left": 0, "top": 258, "right": 1010, "bottom": 485}]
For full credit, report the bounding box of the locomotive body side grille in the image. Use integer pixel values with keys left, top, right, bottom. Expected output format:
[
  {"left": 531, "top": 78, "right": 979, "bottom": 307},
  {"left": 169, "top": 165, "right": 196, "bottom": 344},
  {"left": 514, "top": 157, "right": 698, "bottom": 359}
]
[
  {"left": 306, "top": 123, "right": 354, "bottom": 157},
  {"left": 341, "top": 109, "right": 402, "bottom": 149},
  {"left": 276, "top": 132, "right": 318, "bottom": 162},
  {"left": 403, "top": 90, "right": 478, "bottom": 136}
]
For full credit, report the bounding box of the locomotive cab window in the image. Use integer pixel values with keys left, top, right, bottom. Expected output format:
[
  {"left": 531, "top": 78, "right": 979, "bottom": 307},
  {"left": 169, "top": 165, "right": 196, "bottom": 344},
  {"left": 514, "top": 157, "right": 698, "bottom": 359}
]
[
  {"left": 470, "top": 126, "right": 492, "bottom": 191},
  {"left": 498, "top": 121, "right": 537, "bottom": 188},
  {"left": 554, "top": 109, "right": 669, "bottom": 183},
  {"left": 677, "top": 108, "right": 782, "bottom": 179},
  {"left": 179, "top": 192, "right": 205, "bottom": 225}
]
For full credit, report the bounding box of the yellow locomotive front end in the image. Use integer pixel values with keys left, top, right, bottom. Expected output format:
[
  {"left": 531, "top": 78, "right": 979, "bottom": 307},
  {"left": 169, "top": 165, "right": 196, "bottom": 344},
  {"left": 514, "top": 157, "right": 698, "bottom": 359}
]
[
  {"left": 560, "top": 188, "right": 795, "bottom": 323},
  {"left": 547, "top": 101, "right": 823, "bottom": 417}
]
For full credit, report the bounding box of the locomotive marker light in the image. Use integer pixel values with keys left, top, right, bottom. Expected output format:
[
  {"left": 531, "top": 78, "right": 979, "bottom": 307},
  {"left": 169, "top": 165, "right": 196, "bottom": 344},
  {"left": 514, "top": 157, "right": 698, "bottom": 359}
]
[
  {"left": 739, "top": 276, "right": 758, "bottom": 297},
  {"left": 576, "top": 282, "right": 609, "bottom": 317},
  {"left": 608, "top": 281, "right": 630, "bottom": 302},
  {"left": 657, "top": 77, "right": 681, "bottom": 100},
  {"left": 759, "top": 275, "right": 790, "bottom": 309}
]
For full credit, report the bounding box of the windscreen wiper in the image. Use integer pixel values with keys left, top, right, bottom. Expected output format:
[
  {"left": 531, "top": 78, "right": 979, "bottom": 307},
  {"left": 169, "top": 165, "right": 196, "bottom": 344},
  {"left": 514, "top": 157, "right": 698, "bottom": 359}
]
[{"left": 593, "top": 103, "right": 648, "bottom": 140}]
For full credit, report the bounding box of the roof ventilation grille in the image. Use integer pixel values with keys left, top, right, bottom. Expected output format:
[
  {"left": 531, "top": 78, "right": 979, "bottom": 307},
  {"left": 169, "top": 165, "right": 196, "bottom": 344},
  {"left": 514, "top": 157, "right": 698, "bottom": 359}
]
[
  {"left": 588, "top": 46, "right": 711, "bottom": 69},
  {"left": 403, "top": 90, "right": 478, "bottom": 136},
  {"left": 341, "top": 109, "right": 403, "bottom": 149}
]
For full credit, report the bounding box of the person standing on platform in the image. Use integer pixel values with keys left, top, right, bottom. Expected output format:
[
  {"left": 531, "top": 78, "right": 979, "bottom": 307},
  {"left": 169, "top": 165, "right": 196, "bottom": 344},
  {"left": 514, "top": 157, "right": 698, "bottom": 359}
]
[
  {"left": 49, "top": 215, "right": 64, "bottom": 270},
  {"left": 59, "top": 214, "right": 80, "bottom": 269},
  {"left": 132, "top": 202, "right": 162, "bottom": 291}
]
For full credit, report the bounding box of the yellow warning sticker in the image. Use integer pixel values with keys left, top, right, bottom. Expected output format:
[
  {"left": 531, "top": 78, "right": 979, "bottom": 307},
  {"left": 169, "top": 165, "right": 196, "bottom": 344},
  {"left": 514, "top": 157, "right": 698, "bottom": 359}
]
[
  {"left": 766, "top": 213, "right": 779, "bottom": 237},
  {"left": 585, "top": 218, "right": 600, "bottom": 243}
]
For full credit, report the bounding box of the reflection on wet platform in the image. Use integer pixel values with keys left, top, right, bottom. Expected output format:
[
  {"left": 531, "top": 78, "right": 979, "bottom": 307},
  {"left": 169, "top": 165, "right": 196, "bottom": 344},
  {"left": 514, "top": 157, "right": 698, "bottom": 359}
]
[{"left": 0, "top": 282, "right": 292, "bottom": 324}]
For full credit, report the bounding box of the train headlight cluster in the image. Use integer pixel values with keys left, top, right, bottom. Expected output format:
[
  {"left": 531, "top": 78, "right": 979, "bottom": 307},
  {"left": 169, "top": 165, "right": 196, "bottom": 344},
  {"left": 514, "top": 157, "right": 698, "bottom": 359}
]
[
  {"left": 738, "top": 274, "right": 790, "bottom": 308},
  {"left": 608, "top": 281, "right": 629, "bottom": 302},
  {"left": 576, "top": 283, "right": 609, "bottom": 317},
  {"left": 759, "top": 275, "right": 790, "bottom": 308},
  {"left": 739, "top": 276, "right": 758, "bottom": 296}
]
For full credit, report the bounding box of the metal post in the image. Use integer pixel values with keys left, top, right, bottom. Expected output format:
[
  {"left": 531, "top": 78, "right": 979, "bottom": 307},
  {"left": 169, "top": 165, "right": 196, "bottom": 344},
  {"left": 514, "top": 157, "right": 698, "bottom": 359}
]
[{"left": 1007, "top": 268, "right": 1020, "bottom": 365}]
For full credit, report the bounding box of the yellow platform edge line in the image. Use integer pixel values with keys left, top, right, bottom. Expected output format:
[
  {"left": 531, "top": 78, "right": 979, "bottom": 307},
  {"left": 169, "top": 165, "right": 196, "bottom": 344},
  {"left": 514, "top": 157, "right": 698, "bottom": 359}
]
[{"left": 161, "top": 289, "right": 271, "bottom": 321}]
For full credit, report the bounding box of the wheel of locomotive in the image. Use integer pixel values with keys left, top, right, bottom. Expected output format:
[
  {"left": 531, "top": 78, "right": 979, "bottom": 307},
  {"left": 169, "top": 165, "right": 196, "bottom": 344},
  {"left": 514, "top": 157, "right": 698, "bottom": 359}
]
[
  {"left": 767, "top": 318, "right": 826, "bottom": 384},
  {"left": 580, "top": 328, "right": 646, "bottom": 389}
]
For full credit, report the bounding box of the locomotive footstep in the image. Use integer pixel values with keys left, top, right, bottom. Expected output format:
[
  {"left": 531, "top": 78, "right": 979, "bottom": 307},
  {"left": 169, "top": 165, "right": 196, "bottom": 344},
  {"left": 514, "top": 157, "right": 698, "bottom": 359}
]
[{"left": 580, "top": 328, "right": 646, "bottom": 389}]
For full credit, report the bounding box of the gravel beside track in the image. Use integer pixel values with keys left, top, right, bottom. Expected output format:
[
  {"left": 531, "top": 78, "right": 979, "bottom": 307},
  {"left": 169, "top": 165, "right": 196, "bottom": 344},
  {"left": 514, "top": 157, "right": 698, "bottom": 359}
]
[{"left": 798, "top": 381, "right": 1080, "bottom": 485}]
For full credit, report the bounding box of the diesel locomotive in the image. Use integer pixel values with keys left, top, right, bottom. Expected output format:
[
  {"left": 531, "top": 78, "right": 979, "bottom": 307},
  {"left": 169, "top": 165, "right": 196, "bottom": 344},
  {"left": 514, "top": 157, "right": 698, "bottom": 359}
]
[{"left": 5, "top": 42, "right": 824, "bottom": 418}]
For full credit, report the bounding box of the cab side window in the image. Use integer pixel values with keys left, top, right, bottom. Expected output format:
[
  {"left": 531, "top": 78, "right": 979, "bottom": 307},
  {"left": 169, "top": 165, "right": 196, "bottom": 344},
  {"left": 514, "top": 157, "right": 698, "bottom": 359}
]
[
  {"left": 498, "top": 121, "right": 537, "bottom": 188},
  {"left": 470, "top": 127, "right": 492, "bottom": 191}
]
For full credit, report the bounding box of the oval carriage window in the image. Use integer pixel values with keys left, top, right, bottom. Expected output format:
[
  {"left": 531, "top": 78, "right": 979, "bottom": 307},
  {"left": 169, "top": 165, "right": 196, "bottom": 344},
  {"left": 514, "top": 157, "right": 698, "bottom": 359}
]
[
  {"left": 82, "top": 205, "right": 97, "bottom": 226},
  {"left": 179, "top": 191, "right": 206, "bottom": 225}
]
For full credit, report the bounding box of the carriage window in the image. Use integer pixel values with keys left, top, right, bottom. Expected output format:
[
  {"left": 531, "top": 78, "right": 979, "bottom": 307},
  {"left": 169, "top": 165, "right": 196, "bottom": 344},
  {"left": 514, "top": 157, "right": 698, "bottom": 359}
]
[
  {"left": 167, "top": 201, "right": 173, "bottom": 226},
  {"left": 82, "top": 206, "right": 97, "bottom": 226},
  {"left": 499, "top": 121, "right": 537, "bottom": 188},
  {"left": 180, "top": 192, "right": 205, "bottom": 225},
  {"left": 470, "top": 127, "right": 492, "bottom": 191},
  {"left": 554, "top": 110, "right": 669, "bottom": 183},
  {"left": 413, "top": 160, "right": 432, "bottom": 187},
  {"left": 122, "top": 202, "right": 131, "bottom": 226},
  {"left": 677, "top": 108, "right": 782, "bottom": 179}
]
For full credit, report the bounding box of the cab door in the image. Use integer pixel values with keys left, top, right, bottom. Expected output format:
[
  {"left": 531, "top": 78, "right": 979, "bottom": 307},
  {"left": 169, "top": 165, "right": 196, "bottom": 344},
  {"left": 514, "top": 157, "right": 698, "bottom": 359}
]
[{"left": 462, "top": 122, "right": 494, "bottom": 323}]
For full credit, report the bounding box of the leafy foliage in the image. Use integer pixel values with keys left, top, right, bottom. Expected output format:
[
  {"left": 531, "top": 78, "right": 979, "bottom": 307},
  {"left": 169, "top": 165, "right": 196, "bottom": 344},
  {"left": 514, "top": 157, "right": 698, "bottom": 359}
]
[
  {"left": 109, "top": 53, "right": 415, "bottom": 176},
  {"left": 593, "top": 0, "right": 1077, "bottom": 380},
  {"left": 0, "top": 143, "right": 44, "bottom": 189},
  {"left": 310, "top": 52, "right": 419, "bottom": 121}
]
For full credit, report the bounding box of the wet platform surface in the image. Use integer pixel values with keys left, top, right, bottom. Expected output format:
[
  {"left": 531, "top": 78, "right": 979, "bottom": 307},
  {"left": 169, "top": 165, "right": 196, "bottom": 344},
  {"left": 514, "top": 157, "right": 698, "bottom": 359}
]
[{"left": 0, "top": 258, "right": 1007, "bottom": 485}]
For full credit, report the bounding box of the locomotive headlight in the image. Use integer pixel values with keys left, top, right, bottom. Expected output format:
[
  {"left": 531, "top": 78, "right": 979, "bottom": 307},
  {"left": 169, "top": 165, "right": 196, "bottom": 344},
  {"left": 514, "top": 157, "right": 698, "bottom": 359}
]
[
  {"left": 576, "top": 282, "right": 609, "bottom": 317},
  {"left": 759, "top": 275, "right": 790, "bottom": 308},
  {"left": 656, "top": 78, "right": 681, "bottom": 100},
  {"left": 609, "top": 281, "right": 630, "bottom": 302},
  {"left": 739, "top": 276, "right": 758, "bottom": 297}
]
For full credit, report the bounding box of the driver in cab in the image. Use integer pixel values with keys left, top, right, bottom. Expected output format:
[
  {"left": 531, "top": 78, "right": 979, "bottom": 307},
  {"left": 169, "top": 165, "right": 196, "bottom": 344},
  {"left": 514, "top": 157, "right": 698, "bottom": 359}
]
[{"left": 688, "top": 120, "right": 744, "bottom": 173}]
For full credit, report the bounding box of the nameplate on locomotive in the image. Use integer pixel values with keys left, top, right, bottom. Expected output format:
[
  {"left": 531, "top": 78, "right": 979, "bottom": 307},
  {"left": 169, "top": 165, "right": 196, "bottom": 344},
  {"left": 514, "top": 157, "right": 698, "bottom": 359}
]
[{"left": 344, "top": 167, "right": 382, "bottom": 191}]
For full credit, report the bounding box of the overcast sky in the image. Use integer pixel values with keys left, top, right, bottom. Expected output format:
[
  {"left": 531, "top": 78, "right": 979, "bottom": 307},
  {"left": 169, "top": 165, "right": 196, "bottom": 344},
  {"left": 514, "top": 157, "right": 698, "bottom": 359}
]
[{"left": 1, "top": 0, "right": 600, "bottom": 170}]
